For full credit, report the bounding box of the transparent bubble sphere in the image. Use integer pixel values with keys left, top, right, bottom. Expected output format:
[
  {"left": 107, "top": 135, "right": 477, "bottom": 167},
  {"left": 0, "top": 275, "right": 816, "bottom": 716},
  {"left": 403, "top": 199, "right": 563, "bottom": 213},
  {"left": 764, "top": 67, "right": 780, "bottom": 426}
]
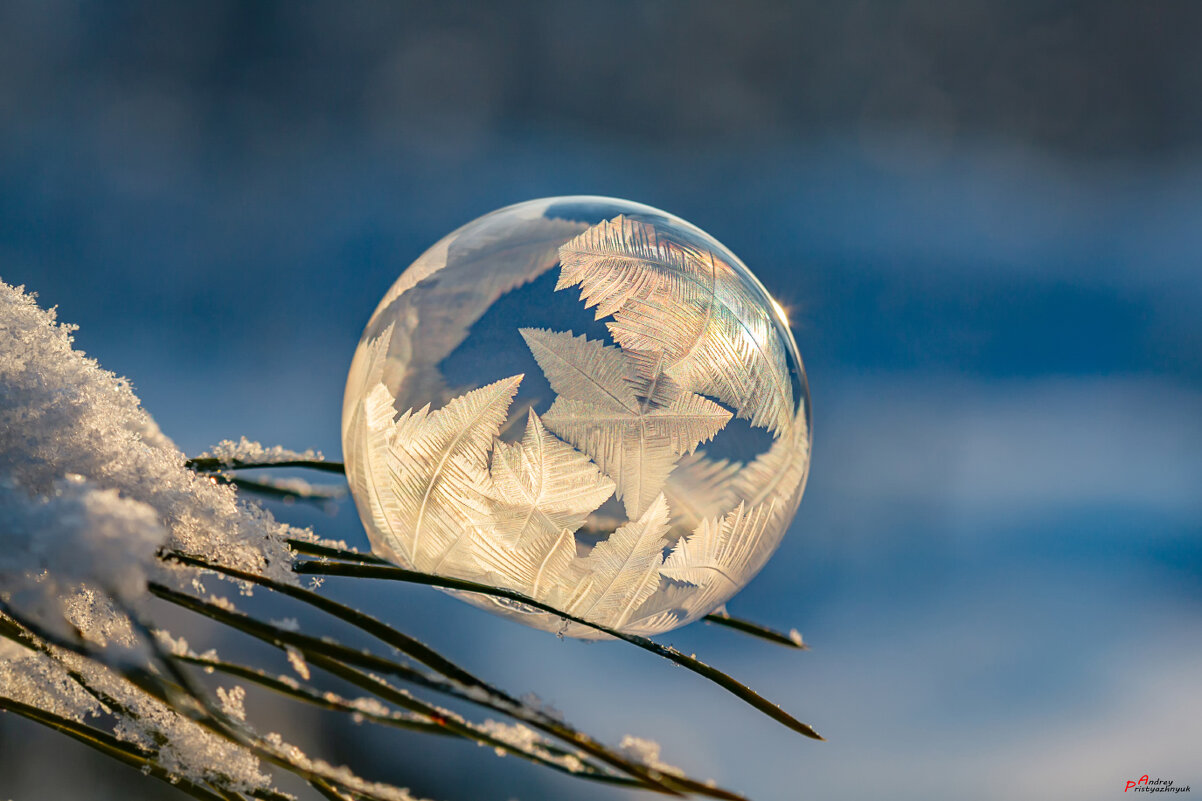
[{"left": 343, "top": 196, "right": 810, "bottom": 638}]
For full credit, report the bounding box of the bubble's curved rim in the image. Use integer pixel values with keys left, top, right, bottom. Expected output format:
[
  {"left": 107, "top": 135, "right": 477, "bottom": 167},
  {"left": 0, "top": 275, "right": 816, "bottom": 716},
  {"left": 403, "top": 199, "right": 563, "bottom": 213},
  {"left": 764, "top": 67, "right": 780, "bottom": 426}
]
[{"left": 340, "top": 195, "right": 814, "bottom": 636}]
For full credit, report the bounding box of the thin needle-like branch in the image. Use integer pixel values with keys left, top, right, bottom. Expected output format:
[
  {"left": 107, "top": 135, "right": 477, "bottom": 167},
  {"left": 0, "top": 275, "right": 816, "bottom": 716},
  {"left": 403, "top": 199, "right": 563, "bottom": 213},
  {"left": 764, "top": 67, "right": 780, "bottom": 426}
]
[
  {"left": 287, "top": 538, "right": 808, "bottom": 649},
  {"left": 152, "top": 561, "right": 750, "bottom": 801},
  {"left": 177, "top": 654, "right": 451, "bottom": 736},
  {"left": 178, "top": 653, "right": 638, "bottom": 788},
  {"left": 287, "top": 539, "right": 390, "bottom": 564},
  {"left": 163, "top": 551, "right": 511, "bottom": 702},
  {"left": 1, "top": 602, "right": 423, "bottom": 801},
  {"left": 213, "top": 474, "right": 344, "bottom": 505},
  {"left": 702, "top": 611, "right": 808, "bottom": 650},
  {"left": 291, "top": 559, "right": 823, "bottom": 741},
  {"left": 186, "top": 458, "right": 346, "bottom": 474},
  {"left": 147, "top": 581, "right": 697, "bottom": 798}
]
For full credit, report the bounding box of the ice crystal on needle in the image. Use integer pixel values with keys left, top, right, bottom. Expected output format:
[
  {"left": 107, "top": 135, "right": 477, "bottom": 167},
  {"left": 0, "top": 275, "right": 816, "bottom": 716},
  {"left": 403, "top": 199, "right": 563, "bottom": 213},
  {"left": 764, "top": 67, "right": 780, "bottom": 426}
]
[
  {"left": 618, "top": 735, "right": 683, "bottom": 777},
  {"left": 199, "top": 437, "right": 324, "bottom": 465}
]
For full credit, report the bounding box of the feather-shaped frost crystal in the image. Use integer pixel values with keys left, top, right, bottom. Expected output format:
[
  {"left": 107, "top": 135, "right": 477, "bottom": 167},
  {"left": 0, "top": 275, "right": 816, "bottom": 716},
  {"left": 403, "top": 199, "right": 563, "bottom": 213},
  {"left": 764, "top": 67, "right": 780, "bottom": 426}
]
[
  {"left": 372, "top": 374, "right": 523, "bottom": 572},
  {"left": 557, "top": 215, "right": 795, "bottom": 435},
  {"left": 486, "top": 409, "right": 616, "bottom": 545},
  {"left": 521, "top": 327, "right": 731, "bottom": 519},
  {"left": 563, "top": 493, "right": 673, "bottom": 630},
  {"left": 343, "top": 196, "right": 812, "bottom": 637}
]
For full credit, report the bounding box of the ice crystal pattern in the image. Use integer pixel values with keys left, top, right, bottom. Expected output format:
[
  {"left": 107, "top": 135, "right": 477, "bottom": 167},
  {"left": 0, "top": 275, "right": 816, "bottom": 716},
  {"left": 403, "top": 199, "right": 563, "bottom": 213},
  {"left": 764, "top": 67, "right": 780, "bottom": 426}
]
[
  {"left": 558, "top": 215, "right": 795, "bottom": 435},
  {"left": 522, "top": 327, "right": 731, "bottom": 519},
  {"left": 347, "top": 206, "right": 809, "bottom": 637}
]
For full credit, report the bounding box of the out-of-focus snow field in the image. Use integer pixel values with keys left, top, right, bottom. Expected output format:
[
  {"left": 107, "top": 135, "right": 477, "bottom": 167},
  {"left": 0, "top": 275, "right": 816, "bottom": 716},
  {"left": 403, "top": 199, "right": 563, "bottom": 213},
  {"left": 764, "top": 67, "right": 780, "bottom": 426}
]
[{"left": 2, "top": 3, "right": 1200, "bottom": 799}]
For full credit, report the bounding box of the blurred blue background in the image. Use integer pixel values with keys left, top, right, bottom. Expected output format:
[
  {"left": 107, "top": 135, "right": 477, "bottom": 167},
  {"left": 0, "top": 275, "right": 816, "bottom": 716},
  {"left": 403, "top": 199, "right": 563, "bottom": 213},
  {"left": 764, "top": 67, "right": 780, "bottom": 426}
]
[{"left": 1, "top": 2, "right": 1200, "bottom": 799}]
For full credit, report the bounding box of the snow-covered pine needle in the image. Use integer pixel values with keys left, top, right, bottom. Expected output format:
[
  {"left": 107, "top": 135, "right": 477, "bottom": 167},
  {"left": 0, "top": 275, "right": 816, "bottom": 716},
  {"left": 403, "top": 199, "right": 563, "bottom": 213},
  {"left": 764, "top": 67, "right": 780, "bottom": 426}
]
[
  {"left": 178, "top": 652, "right": 635, "bottom": 784},
  {"left": 146, "top": 576, "right": 732, "bottom": 799},
  {"left": 189, "top": 439, "right": 344, "bottom": 481}
]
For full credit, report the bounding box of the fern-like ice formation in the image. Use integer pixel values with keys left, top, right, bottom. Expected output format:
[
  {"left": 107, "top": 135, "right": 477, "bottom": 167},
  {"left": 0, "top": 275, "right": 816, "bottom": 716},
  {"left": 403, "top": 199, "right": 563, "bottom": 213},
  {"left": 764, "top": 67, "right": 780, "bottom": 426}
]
[
  {"left": 521, "top": 327, "right": 732, "bottom": 519},
  {"left": 557, "top": 214, "right": 795, "bottom": 435},
  {"left": 369, "top": 374, "right": 523, "bottom": 573},
  {"left": 353, "top": 366, "right": 802, "bottom": 634},
  {"left": 620, "top": 581, "right": 700, "bottom": 636},
  {"left": 561, "top": 494, "right": 673, "bottom": 630},
  {"left": 486, "top": 409, "right": 616, "bottom": 544},
  {"left": 345, "top": 323, "right": 404, "bottom": 560},
  {"left": 471, "top": 409, "right": 615, "bottom": 603},
  {"left": 660, "top": 500, "right": 778, "bottom": 619},
  {"left": 665, "top": 404, "right": 811, "bottom": 534}
]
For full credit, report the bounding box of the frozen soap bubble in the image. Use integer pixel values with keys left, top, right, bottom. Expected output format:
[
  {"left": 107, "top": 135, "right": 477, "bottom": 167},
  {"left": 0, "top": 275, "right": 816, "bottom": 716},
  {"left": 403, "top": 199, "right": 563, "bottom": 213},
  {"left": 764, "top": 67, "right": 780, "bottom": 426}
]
[{"left": 342, "top": 196, "right": 810, "bottom": 638}]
